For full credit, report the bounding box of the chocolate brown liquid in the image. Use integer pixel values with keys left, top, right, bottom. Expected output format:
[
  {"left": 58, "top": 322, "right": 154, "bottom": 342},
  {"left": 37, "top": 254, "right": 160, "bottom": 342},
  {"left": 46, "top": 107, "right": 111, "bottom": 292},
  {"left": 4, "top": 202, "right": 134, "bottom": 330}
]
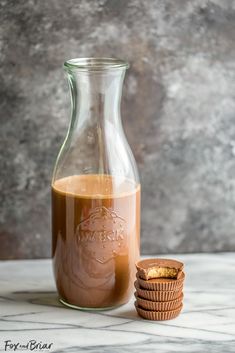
[{"left": 52, "top": 174, "right": 140, "bottom": 309}]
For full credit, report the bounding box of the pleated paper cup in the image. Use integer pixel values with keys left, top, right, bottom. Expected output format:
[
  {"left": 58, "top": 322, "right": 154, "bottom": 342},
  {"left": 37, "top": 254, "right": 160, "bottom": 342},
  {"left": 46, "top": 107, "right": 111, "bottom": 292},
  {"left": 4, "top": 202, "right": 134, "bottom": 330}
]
[
  {"left": 135, "top": 302, "right": 183, "bottom": 321},
  {"left": 134, "top": 281, "right": 183, "bottom": 302},
  {"left": 136, "top": 271, "right": 185, "bottom": 291},
  {"left": 135, "top": 292, "right": 183, "bottom": 311}
]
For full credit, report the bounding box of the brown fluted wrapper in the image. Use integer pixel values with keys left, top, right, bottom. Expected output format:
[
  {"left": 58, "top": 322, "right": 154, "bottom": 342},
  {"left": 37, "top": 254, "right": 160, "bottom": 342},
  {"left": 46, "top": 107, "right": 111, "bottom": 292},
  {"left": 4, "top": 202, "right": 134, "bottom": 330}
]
[
  {"left": 135, "top": 292, "right": 183, "bottom": 311},
  {"left": 137, "top": 271, "right": 185, "bottom": 291},
  {"left": 135, "top": 302, "right": 183, "bottom": 321},
  {"left": 134, "top": 281, "right": 183, "bottom": 302}
]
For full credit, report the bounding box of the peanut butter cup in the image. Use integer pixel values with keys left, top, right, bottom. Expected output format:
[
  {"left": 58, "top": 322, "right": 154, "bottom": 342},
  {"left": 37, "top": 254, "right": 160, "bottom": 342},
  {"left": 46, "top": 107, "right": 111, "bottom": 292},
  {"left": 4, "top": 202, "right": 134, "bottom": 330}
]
[
  {"left": 135, "top": 302, "right": 183, "bottom": 321},
  {"left": 134, "top": 281, "right": 183, "bottom": 302},
  {"left": 137, "top": 271, "right": 185, "bottom": 291},
  {"left": 135, "top": 292, "right": 183, "bottom": 311},
  {"left": 136, "top": 258, "right": 184, "bottom": 280}
]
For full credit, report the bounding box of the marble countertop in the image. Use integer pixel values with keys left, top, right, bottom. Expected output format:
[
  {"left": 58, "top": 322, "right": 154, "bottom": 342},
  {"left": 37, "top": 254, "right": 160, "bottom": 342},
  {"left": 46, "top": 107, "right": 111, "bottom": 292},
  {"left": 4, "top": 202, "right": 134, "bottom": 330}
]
[{"left": 0, "top": 253, "right": 234, "bottom": 353}]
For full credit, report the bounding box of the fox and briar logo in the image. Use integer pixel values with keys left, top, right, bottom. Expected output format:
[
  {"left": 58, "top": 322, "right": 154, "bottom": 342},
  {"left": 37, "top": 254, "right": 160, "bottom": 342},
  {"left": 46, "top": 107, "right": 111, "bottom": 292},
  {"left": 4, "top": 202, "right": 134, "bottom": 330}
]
[
  {"left": 3, "top": 340, "right": 53, "bottom": 351},
  {"left": 75, "top": 206, "right": 127, "bottom": 262}
]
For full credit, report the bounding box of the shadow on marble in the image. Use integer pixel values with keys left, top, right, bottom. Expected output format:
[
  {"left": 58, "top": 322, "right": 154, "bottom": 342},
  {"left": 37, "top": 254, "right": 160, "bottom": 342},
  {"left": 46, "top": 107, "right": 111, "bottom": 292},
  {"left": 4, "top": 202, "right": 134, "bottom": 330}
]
[
  {"left": 1, "top": 291, "right": 62, "bottom": 309},
  {"left": 1, "top": 291, "right": 139, "bottom": 320}
]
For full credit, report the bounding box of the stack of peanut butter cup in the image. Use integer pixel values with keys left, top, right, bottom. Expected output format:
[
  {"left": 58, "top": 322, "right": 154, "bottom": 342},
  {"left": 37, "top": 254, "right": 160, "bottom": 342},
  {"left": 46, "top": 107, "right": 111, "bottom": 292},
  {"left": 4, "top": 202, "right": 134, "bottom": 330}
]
[{"left": 134, "top": 258, "right": 185, "bottom": 321}]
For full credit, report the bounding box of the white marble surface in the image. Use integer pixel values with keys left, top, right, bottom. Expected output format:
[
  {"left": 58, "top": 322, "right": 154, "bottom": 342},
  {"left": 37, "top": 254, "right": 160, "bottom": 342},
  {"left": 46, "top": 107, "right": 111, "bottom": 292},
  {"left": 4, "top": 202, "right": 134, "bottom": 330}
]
[{"left": 0, "top": 253, "right": 234, "bottom": 353}]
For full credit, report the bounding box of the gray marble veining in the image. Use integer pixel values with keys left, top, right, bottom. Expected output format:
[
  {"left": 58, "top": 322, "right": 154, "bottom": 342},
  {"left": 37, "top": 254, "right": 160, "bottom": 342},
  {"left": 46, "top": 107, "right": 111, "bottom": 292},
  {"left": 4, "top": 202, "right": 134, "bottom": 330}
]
[{"left": 0, "top": 253, "right": 234, "bottom": 352}]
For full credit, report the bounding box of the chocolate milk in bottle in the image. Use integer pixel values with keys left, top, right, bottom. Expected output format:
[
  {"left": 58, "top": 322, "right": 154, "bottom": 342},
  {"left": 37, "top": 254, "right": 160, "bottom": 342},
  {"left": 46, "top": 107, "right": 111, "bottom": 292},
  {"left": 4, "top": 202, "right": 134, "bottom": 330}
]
[{"left": 51, "top": 58, "right": 140, "bottom": 310}]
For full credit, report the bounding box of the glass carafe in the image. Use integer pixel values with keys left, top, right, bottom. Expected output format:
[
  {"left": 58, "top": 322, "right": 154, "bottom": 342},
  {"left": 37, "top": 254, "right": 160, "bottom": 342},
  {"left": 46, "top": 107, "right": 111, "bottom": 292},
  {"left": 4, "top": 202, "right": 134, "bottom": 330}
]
[{"left": 51, "top": 58, "right": 140, "bottom": 310}]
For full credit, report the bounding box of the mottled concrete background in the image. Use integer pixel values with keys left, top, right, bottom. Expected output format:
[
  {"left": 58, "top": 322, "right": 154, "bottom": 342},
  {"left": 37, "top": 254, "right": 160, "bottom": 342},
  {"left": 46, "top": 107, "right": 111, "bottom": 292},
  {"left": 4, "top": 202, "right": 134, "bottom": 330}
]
[{"left": 1, "top": 0, "right": 235, "bottom": 259}]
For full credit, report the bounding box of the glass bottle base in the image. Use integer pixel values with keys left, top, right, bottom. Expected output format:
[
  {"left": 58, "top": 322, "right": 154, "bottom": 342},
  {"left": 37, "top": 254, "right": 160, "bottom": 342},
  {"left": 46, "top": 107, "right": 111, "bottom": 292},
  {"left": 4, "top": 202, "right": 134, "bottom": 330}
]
[{"left": 59, "top": 297, "right": 126, "bottom": 311}]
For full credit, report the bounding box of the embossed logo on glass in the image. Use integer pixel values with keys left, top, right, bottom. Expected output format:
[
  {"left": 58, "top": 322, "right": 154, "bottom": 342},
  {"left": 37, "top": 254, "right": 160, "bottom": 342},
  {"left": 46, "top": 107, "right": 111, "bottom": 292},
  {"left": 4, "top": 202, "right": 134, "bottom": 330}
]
[{"left": 75, "top": 206, "right": 126, "bottom": 263}]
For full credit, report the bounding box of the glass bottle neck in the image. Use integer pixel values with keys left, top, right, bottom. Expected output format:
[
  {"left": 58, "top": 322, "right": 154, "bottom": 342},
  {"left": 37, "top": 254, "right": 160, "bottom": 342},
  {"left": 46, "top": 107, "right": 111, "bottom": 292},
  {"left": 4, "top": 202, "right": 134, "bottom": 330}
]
[
  {"left": 52, "top": 58, "right": 139, "bottom": 184},
  {"left": 67, "top": 69, "right": 126, "bottom": 130}
]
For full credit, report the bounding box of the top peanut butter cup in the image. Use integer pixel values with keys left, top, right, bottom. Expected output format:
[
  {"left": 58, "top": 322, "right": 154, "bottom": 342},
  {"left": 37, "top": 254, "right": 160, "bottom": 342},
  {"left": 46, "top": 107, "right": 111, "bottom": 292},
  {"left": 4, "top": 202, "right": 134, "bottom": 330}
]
[{"left": 136, "top": 258, "right": 184, "bottom": 280}]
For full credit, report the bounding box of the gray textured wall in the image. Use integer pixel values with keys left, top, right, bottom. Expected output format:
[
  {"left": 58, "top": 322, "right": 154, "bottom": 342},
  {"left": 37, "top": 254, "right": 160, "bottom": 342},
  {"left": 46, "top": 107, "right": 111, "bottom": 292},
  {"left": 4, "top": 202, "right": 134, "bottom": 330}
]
[{"left": 1, "top": 0, "right": 235, "bottom": 259}]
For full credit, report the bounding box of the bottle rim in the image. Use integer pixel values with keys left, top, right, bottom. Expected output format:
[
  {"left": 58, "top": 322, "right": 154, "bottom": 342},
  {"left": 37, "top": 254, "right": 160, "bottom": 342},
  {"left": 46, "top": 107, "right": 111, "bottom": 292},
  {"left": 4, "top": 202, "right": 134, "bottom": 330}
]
[{"left": 64, "top": 57, "right": 129, "bottom": 72}]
